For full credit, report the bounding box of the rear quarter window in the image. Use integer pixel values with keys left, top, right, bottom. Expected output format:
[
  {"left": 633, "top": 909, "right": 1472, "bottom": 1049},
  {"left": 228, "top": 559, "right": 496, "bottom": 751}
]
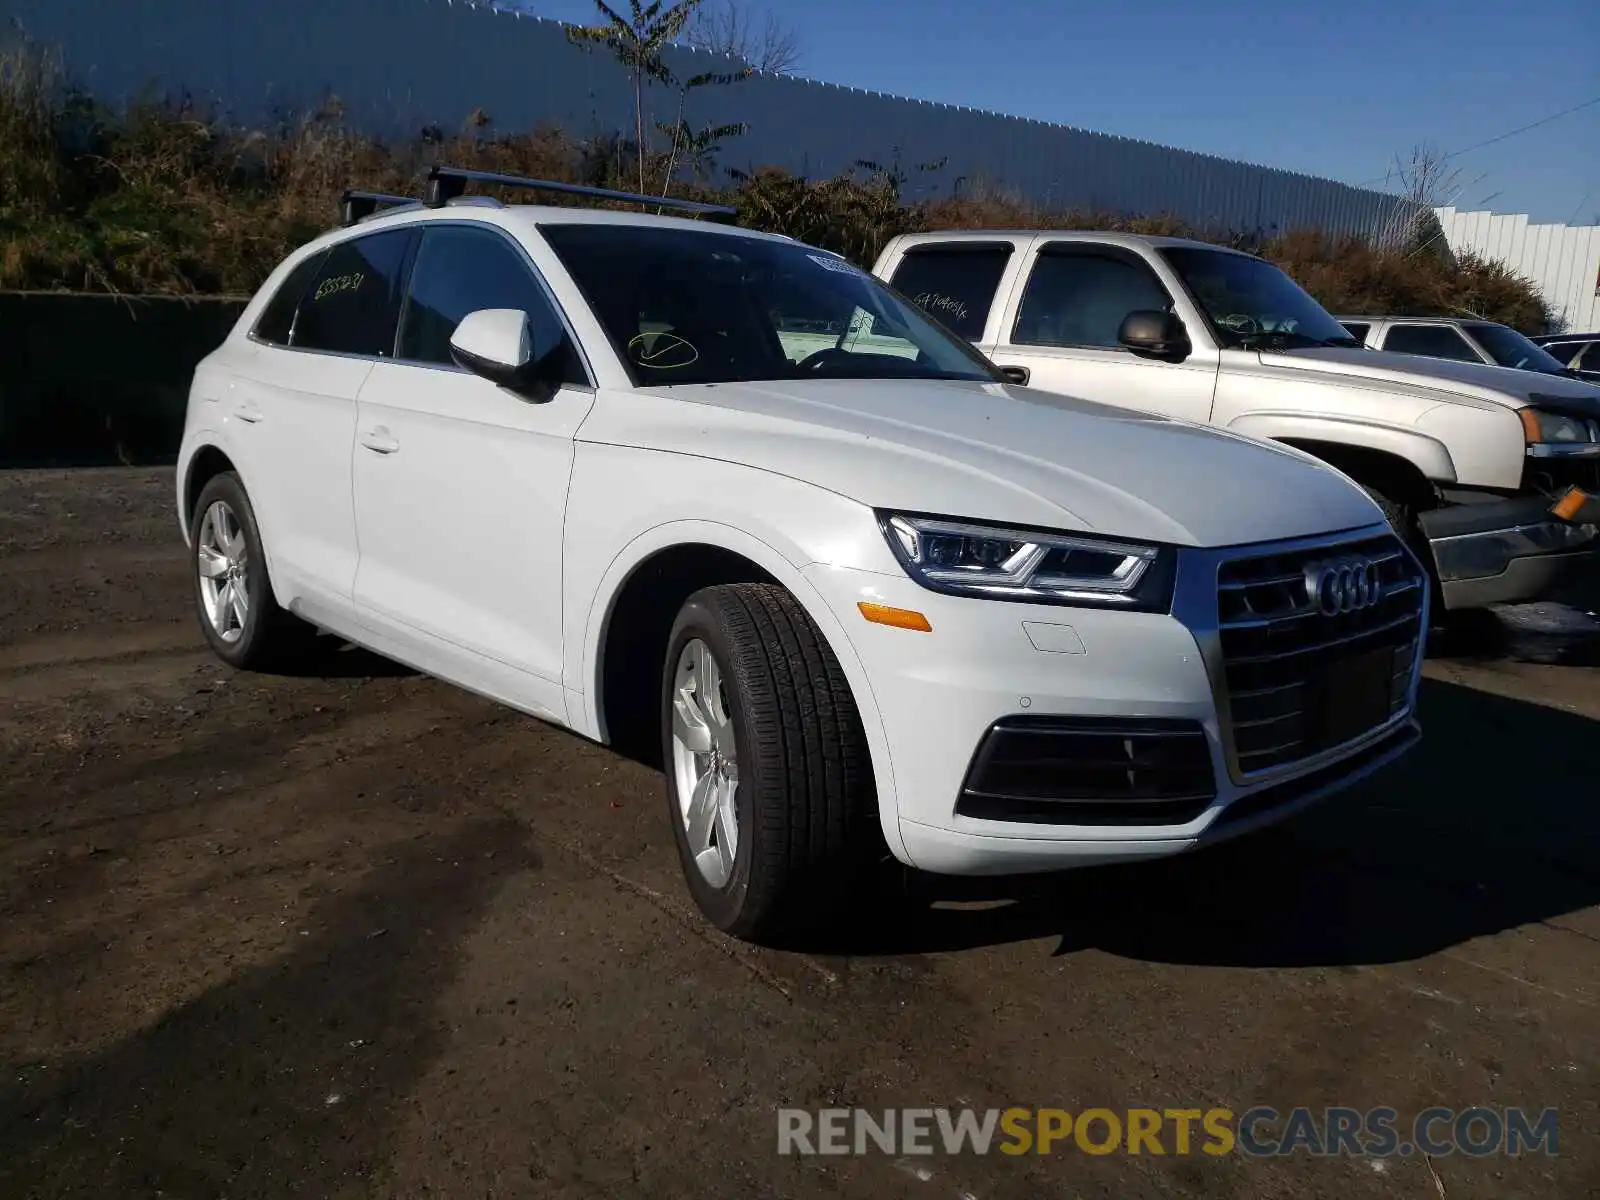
[
  {"left": 252, "top": 250, "right": 329, "bottom": 346},
  {"left": 888, "top": 243, "right": 1014, "bottom": 340}
]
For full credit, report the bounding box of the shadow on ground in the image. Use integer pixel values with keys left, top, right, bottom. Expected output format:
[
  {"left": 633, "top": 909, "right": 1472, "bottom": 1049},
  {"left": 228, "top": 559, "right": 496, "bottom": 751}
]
[
  {"left": 810, "top": 678, "right": 1600, "bottom": 967},
  {"left": 269, "top": 638, "right": 419, "bottom": 680},
  {"left": 0, "top": 819, "right": 535, "bottom": 1197}
]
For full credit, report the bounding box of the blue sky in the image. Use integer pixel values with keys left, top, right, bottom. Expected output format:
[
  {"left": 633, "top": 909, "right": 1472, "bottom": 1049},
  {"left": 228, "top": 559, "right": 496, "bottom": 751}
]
[{"left": 518, "top": 0, "right": 1600, "bottom": 224}]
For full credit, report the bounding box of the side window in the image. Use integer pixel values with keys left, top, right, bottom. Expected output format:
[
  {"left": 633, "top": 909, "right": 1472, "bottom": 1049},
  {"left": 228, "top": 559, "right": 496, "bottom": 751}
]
[
  {"left": 252, "top": 250, "right": 328, "bottom": 346},
  {"left": 1012, "top": 248, "right": 1172, "bottom": 349},
  {"left": 1381, "top": 324, "right": 1481, "bottom": 363},
  {"left": 1549, "top": 341, "right": 1590, "bottom": 369},
  {"left": 398, "top": 226, "right": 585, "bottom": 383},
  {"left": 1341, "top": 321, "right": 1370, "bottom": 343},
  {"left": 293, "top": 229, "right": 413, "bottom": 357},
  {"left": 888, "top": 243, "right": 1013, "bottom": 340}
]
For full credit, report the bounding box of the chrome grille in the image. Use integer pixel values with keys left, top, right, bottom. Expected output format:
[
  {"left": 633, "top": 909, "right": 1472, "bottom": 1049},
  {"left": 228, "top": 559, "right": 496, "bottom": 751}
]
[{"left": 1217, "top": 532, "right": 1425, "bottom": 775}]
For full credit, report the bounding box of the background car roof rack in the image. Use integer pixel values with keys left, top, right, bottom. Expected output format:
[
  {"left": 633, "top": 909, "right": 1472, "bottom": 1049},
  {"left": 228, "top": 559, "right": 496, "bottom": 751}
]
[
  {"left": 423, "top": 165, "right": 739, "bottom": 222},
  {"left": 340, "top": 189, "right": 419, "bottom": 227}
]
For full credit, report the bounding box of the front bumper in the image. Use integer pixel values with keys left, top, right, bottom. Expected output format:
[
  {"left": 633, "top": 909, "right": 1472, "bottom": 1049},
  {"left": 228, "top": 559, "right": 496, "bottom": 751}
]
[
  {"left": 1419, "top": 491, "right": 1600, "bottom": 610},
  {"left": 803, "top": 524, "right": 1425, "bottom": 876}
]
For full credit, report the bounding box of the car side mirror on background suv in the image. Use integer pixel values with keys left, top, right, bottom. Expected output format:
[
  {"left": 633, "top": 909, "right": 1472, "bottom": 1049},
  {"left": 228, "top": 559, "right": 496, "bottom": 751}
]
[
  {"left": 449, "top": 308, "right": 566, "bottom": 401},
  {"left": 1118, "top": 310, "right": 1191, "bottom": 361}
]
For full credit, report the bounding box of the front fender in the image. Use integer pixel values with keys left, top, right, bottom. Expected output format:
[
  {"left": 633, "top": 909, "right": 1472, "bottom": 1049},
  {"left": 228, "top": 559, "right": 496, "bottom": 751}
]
[
  {"left": 562, "top": 444, "right": 907, "bottom": 859},
  {"left": 572, "top": 516, "right": 906, "bottom": 862},
  {"left": 1226, "top": 412, "right": 1458, "bottom": 483}
]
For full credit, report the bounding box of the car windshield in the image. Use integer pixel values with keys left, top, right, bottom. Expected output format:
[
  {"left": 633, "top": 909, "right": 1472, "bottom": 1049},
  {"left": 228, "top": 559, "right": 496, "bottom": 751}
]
[
  {"left": 1465, "top": 322, "right": 1570, "bottom": 374},
  {"left": 540, "top": 223, "right": 1002, "bottom": 387},
  {"left": 1160, "top": 247, "right": 1362, "bottom": 349}
]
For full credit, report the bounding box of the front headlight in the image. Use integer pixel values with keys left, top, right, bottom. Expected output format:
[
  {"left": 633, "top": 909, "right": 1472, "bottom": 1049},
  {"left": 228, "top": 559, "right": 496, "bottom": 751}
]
[
  {"left": 1521, "top": 407, "right": 1600, "bottom": 445},
  {"left": 877, "top": 511, "right": 1177, "bottom": 612}
]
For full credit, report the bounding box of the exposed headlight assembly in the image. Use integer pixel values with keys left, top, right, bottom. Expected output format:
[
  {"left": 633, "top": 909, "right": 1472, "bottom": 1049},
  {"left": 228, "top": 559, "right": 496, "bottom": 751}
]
[
  {"left": 1522, "top": 405, "right": 1600, "bottom": 456},
  {"left": 877, "top": 511, "right": 1176, "bottom": 612}
]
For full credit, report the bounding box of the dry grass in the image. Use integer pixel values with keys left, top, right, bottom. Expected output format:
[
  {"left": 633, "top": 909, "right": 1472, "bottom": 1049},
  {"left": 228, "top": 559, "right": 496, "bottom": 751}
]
[{"left": 0, "top": 35, "right": 1555, "bottom": 331}]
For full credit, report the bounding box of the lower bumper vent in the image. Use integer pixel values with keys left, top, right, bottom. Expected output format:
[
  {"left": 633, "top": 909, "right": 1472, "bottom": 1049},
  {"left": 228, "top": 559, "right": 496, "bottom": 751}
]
[{"left": 957, "top": 716, "right": 1217, "bottom": 826}]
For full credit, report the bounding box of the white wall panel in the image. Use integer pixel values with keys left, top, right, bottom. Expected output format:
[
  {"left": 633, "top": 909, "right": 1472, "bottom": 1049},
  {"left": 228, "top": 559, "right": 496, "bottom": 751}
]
[{"left": 1436, "top": 207, "right": 1600, "bottom": 332}]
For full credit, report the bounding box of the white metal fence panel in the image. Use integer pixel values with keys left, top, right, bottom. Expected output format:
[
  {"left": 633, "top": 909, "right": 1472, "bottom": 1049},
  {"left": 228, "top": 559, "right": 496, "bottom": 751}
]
[{"left": 1436, "top": 207, "right": 1600, "bottom": 332}]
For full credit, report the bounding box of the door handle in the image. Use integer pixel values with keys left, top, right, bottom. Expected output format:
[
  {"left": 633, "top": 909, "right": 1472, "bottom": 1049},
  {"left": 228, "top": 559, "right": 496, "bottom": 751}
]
[
  {"left": 358, "top": 427, "right": 400, "bottom": 455},
  {"left": 999, "top": 365, "right": 1030, "bottom": 386},
  {"left": 231, "top": 400, "right": 263, "bottom": 424}
]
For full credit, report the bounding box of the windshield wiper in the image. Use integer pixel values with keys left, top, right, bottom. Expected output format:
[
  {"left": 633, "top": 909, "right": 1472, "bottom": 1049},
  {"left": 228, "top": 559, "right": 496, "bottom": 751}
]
[{"left": 1233, "top": 330, "right": 1363, "bottom": 350}]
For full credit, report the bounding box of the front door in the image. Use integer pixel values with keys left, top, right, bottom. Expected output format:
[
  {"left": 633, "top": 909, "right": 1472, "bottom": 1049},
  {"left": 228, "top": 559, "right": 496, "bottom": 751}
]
[
  {"left": 989, "top": 243, "right": 1220, "bottom": 424},
  {"left": 350, "top": 224, "right": 595, "bottom": 720}
]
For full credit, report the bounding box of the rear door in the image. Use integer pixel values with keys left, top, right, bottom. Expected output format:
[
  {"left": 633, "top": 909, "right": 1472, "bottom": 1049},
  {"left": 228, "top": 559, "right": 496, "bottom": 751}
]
[
  {"left": 229, "top": 228, "right": 413, "bottom": 602},
  {"left": 883, "top": 239, "right": 1025, "bottom": 360},
  {"left": 350, "top": 222, "right": 595, "bottom": 721},
  {"left": 987, "top": 241, "right": 1220, "bottom": 423}
]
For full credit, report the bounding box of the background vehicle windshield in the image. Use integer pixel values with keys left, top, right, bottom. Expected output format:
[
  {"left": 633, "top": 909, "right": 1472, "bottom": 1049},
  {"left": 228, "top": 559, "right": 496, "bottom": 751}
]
[
  {"left": 540, "top": 224, "right": 1001, "bottom": 386},
  {"left": 1466, "top": 322, "right": 1570, "bottom": 373},
  {"left": 1161, "top": 247, "right": 1361, "bottom": 349}
]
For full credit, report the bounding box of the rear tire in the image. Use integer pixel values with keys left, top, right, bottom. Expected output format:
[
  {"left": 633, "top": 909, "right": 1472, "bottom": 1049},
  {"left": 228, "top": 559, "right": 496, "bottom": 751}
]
[
  {"left": 190, "top": 472, "right": 318, "bottom": 670},
  {"left": 660, "top": 582, "right": 877, "bottom": 942}
]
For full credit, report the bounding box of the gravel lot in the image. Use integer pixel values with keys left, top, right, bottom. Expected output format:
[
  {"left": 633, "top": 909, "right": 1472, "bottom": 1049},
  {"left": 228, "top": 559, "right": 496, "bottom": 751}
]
[{"left": 2, "top": 467, "right": 1597, "bottom": 1199}]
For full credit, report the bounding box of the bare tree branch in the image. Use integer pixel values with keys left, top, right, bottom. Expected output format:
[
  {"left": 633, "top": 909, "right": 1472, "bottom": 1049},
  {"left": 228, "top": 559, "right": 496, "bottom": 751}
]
[{"left": 683, "top": 0, "right": 802, "bottom": 75}]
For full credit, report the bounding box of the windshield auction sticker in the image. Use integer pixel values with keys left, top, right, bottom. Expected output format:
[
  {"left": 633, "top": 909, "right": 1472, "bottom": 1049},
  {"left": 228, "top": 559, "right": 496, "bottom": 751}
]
[{"left": 807, "top": 253, "right": 864, "bottom": 276}]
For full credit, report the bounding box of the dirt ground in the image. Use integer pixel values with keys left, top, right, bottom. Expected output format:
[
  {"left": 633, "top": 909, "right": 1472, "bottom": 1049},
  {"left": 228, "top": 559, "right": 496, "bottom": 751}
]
[{"left": 2, "top": 467, "right": 1597, "bottom": 1199}]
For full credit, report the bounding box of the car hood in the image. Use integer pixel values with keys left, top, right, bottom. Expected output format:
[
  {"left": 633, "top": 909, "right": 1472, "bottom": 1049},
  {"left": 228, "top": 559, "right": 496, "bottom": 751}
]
[
  {"left": 1257, "top": 347, "right": 1600, "bottom": 412},
  {"left": 581, "top": 377, "right": 1383, "bottom": 548}
]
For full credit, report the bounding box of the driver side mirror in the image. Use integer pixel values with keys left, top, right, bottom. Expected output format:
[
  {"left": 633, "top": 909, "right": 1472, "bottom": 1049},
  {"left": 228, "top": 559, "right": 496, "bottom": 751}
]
[
  {"left": 450, "top": 308, "right": 568, "bottom": 401},
  {"left": 1118, "top": 310, "right": 1191, "bottom": 362}
]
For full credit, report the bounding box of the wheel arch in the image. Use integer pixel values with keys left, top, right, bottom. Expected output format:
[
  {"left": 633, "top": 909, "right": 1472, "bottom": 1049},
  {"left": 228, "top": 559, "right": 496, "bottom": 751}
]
[
  {"left": 181, "top": 442, "right": 241, "bottom": 543},
  {"left": 578, "top": 521, "right": 904, "bottom": 859},
  {"left": 179, "top": 442, "right": 287, "bottom": 586},
  {"left": 1228, "top": 413, "right": 1456, "bottom": 486},
  {"left": 1272, "top": 437, "right": 1442, "bottom": 511}
]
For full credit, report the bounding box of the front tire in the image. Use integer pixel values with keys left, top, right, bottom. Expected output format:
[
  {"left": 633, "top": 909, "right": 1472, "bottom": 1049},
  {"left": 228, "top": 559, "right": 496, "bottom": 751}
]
[
  {"left": 661, "top": 583, "right": 877, "bottom": 942},
  {"left": 1362, "top": 481, "right": 1506, "bottom": 652},
  {"left": 190, "top": 472, "right": 316, "bottom": 670}
]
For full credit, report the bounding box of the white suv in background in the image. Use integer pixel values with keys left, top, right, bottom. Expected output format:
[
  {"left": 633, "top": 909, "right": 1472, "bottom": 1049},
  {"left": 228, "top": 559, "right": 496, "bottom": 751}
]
[{"left": 177, "top": 169, "right": 1426, "bottom": 941}]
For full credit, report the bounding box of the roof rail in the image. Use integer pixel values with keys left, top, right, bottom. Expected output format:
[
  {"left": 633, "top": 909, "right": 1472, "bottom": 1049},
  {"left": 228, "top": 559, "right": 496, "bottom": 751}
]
[
  {"left": 340, "top": 189, "right": 418, "bottom": 227},
  {"left": 423, "top": 165, "right": 739, "bottom": 222}
]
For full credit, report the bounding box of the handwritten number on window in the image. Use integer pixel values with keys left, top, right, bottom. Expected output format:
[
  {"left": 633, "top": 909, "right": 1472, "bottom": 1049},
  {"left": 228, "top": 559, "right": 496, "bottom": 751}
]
[{"left": 314, "top": 272, "right": 365, "bottom": 302}]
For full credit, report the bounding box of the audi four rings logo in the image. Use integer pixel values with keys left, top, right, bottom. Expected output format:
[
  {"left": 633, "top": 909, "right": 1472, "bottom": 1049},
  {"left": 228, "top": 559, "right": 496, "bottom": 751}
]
[{"left": 1305, "top": 557, "right": 1382, "bottom": 615}]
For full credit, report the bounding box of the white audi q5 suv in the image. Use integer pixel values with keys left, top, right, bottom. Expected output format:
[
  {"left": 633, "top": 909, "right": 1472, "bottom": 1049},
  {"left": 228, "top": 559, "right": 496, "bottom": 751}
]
[{"left": 176, "top": 168, "right": 1426, "bottom": 941}]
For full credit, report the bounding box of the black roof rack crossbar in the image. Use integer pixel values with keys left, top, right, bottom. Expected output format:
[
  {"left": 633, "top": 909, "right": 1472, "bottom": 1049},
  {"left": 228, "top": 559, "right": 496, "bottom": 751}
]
[
  {"left": 341, "top": 189, "right": 417, "bottom": 227},
  {"left": 424, "top": 165, "right": 738, "bottom": 221}
]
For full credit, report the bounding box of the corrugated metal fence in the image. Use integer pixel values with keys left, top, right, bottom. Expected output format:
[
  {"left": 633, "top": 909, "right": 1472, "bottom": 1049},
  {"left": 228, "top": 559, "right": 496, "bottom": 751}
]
[
  {"left": 1436, "top": 208, "right": 1600, "bottom": 333},
  {"left": 10, "top": 0, "right": 1422, "bottom": 242}
]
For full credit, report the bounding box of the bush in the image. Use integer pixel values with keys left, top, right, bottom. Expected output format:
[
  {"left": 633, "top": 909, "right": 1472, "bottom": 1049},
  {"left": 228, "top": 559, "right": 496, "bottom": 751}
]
[{"left": 0, "top": 37, "right": 1557, "bottom": 332}]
